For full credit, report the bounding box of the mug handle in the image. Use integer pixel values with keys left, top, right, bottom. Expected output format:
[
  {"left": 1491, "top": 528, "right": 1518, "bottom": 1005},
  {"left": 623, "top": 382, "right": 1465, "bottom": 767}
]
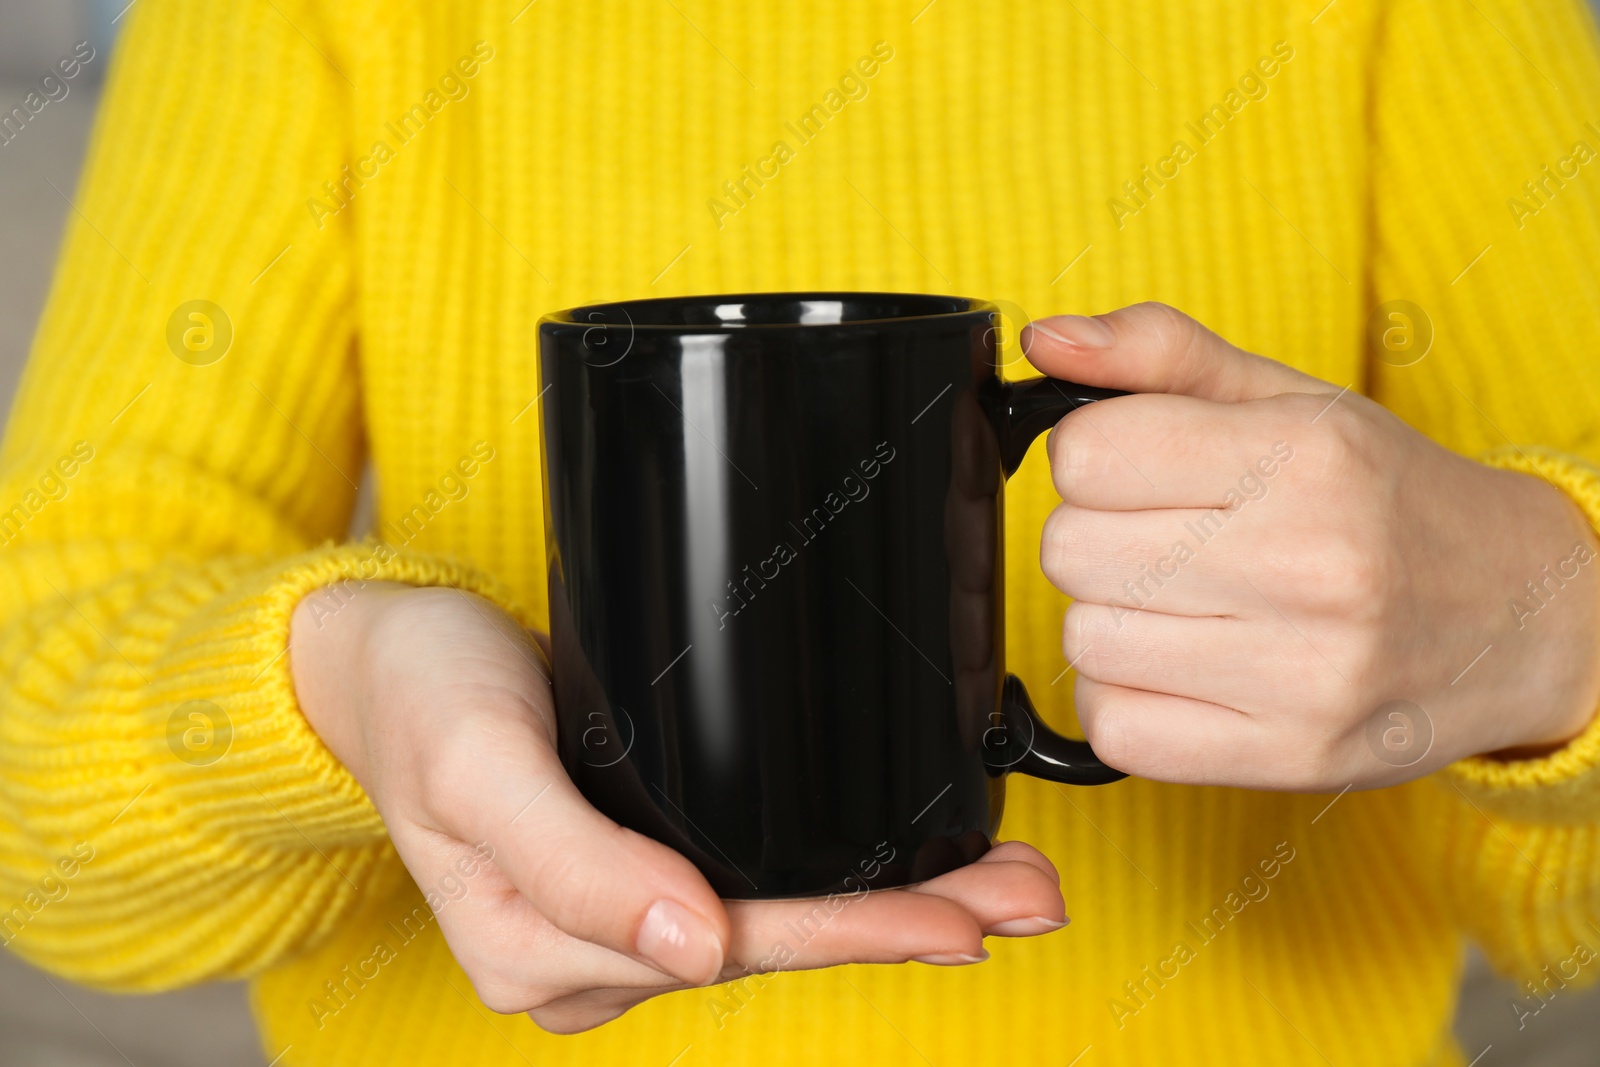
[{"left": 984, "top": 376, "right": 1130, "bottom": 786}]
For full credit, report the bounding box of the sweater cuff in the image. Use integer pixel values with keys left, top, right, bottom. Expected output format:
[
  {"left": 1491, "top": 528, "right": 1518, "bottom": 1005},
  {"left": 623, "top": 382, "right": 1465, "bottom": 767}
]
[
  {"left": 157, "top": 539, "right": 537, "bottom": 851},
  {"left": 1444, "top": 447, "right": 1600, "bottom": 824}
]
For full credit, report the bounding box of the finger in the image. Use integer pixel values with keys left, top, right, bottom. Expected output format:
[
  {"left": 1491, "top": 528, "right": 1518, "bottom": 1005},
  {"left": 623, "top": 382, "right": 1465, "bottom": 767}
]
[
  {"left": 427, "top": 710, "right": 732, "bottom": 987},
  {"left": 1046, "top": 393, "right": 1303, "bottom": 511},
  {"left": 504, "top": 847, "right": 1071, "bottom": 1032},
  {"left": 1064, "top": 601, "right": 1292, "bottom": 712},
  {"left": 525, "top": 841, "right": 1068, "bottom": 1033},
  {"left": 723, "top": 888, "right": 988, "bottom": 970},
  {"left": 1041, "top": 502, "right": 1268, "bottom": 616},
  {"left": 1073, "top": 676, "right": 1279, "bottom": 787},
  {"left": 908, "top": 843, "right": 1067, "bottom": 935},
  {"left": 388, "top": 822, "right": 698, "bottom": 1015},
  {"left": 528, "top": 988, "right": 669, "bottom": 1035},
  {"left": 1022, "top": 302, "right": 1332, "bottom": 403},
  {"left": 721, "top": 840, "right": 1067, "bottom": 971},
  {"left": 976, "top": 838, "right": 1060, "bottom": 884}
]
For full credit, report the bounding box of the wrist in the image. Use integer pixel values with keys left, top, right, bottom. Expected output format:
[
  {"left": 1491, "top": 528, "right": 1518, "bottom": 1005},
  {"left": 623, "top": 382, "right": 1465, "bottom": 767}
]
[
  {"left": 289, "top": 580, "right": 413, "bottom": 786},
  {"left": 1484, "top": 474, "right": 1600, "bottom": 757}
]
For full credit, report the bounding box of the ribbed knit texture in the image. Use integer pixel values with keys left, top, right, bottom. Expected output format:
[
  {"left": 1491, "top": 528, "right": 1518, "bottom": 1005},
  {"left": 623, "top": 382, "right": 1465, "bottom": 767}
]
[{"left": 3, "top": 1, "right": 1600, "bottom": 1064}]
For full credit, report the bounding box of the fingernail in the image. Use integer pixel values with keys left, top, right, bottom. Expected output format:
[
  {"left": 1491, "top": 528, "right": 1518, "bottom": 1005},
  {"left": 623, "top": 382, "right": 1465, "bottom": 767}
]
[
  {"left": 1032, "top": 315, "right": 1115, "bottom": 349},
  {"left": 637, "top": 899, "right": 724, "bottom": 985},
  {"left": 988, "top": 915, "right": 1070, "bottom": 937},
  {"left": 912, "top": 949, "right": 990, "bottom": 966}
]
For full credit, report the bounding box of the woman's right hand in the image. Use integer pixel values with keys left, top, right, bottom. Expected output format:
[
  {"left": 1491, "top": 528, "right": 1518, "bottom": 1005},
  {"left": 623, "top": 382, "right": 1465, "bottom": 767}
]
[{"left": 289, "top": 582, "right": 1069, "bottom": 1033}]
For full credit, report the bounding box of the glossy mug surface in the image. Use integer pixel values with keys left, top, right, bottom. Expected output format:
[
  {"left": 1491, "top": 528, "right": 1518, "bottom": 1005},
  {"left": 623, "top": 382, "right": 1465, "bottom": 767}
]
[{"left": 538, "top": 293, "right": 1126, "bottom": 899}]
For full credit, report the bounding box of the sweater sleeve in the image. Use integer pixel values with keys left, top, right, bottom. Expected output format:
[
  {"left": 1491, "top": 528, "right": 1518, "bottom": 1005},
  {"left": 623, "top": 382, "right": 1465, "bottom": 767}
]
[
  {"left": 0, "top": 0, "right": 529, "bottom": 990},
  {"left": 1363, "top": 0, "right": 1600, "bottom": 979}
]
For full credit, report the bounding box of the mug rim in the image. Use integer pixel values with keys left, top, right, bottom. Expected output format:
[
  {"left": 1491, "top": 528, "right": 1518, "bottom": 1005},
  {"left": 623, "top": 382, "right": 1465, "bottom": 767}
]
[{"left": 539, "top": 291, "right": 998, "bottom": 332}]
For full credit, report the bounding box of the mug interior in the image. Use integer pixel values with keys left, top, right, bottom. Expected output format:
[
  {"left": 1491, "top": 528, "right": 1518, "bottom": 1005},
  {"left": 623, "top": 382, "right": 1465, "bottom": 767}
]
[{"left": 547, "top": 291, "right": 988, "bottom": 329}]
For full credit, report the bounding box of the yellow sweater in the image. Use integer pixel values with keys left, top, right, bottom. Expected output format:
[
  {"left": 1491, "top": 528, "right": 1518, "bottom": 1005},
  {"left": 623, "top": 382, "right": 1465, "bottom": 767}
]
[{"left": 4, "top": 0, "right": 1600, "bottom": 1063}]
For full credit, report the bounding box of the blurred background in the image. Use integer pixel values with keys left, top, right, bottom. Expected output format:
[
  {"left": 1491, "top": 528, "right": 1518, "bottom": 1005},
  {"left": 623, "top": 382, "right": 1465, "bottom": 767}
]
[{"left": 2, "top": 2, "right": 1598, "bottom": 1064}]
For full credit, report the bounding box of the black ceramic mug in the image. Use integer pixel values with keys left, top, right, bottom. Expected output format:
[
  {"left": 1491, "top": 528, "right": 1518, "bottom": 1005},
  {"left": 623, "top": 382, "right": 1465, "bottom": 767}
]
[{"left": 537, "top": 292, "right": 1127, "bottom": 900}]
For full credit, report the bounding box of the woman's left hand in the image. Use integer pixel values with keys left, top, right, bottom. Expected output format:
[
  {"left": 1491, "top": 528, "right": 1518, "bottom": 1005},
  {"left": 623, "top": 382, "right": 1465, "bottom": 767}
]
[{"left": 1023, "top": 303, "right": 1600, "bottom": 790}]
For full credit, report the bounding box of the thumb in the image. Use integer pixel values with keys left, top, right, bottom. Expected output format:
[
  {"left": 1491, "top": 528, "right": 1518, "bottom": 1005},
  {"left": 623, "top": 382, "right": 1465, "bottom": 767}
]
[
  {"left": 1020, "top": 302, "right": 1332, "bottom": 402},
  {"left": 440, "top": 717, "right": 732, "bottom": 987}
]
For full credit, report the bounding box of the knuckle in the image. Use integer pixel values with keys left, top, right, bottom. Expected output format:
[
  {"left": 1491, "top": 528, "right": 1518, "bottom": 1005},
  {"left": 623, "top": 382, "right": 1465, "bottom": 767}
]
[
  {"left": 1128, "top": 300, "right": 1192, "bottom": 338},
  {"left": 1075, "top": 685, "right": 1134, "bottom": 771},
  {"left": 522, "top": 829, "right": 630, "bottom": 936},
  {"left": 1288, "top": 528, "right": 1392, "bottom": 615},
  {"left": 1136, "top": 301, "right": 1208, "bottom": 376},
  {"left": 1040, "top": 504, "right": 1090, "bottom": 581},
  {"left": 1323, "top": 409, "right": 1364, "bottom": 462},
  {"left": 1048, "top": 416, "right": 1104, "bottom": 498},
  {"left": 1061, "top": 605, "right": 1093, "bottom": 669},
  {"left": 1148, "top": 301, "right": 1197, "bottom": 335},
  {"left": 1307, "top": 403, "right": 1375, "bottom": 479},
  {"left": 1063, "top": 601, "right": 1121, "bottom": 662},
  {"left": 1331, "top": 535, "right": 1394, "bottom": 613},
  {"left": 524, "top": 846, "right": 592, "bottom": 916}
]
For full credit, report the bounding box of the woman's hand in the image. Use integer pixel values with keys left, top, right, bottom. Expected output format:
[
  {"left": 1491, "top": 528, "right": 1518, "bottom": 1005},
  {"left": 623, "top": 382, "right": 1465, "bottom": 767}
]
[
  {"left": 1023, "top": 303, "right": 1600, "bottom": 790},
  {"left": 288, "top": 584, "right": 1067, "bottom": 1033}
]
